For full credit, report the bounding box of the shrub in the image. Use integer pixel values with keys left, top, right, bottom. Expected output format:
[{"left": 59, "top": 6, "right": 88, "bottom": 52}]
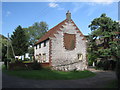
[
  {"left": 9, "top": 60, "right": 26, "bottom": 70},
  {"left": 103, "top": 60, "right": 110, "bottom": 70},
  {"left": 96, "top": 60, "right": 116, "bottom": 70},
  {"left": 15, "top": 60, "right": 23, "bottom": 64},
  {"left": 88, "top": 60, "right": 93, "bottom": 66},
  {"left": 31, "top": 61, "right": 42, "bottom": 70},
  {"left": 96, "top": 60, "right": 103, "bottom": 68},
  {"left": 109, "top": 60, "right": 116, "bottom": 70},
  {"left": 23, "top": 61, "right": 32, "bottom": 63},
  {"left": 24, "top": 58, "right": 30, "bottom": 61},
  {"left": 7, "top": 58, "right": 11, "bottom": 62},
  {"left": 10, "top": 58, "right": 16, "bottom": 63}
]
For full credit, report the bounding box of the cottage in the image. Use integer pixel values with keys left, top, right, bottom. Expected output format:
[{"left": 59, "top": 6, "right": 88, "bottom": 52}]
[{"left": 34, "top": 11, "right": 87, "bottom": 71}]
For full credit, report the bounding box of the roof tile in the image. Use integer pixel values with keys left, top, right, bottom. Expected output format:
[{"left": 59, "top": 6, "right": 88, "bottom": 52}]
[{"left": 35, "top": 19, "right": 86, "bottom": 45}]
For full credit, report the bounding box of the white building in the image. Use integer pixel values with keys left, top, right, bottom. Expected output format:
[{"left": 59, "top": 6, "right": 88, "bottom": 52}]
[{"left": 34, "top": 11, "right": 87, "bottom": 71}]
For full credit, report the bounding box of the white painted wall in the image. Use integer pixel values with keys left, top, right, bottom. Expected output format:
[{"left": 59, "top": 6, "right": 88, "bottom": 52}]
[
  {"left": 34, "top": 40, "right": 49, "bottom": 63},
  {"left": 50, "top": 21, "right": 87, "bottom": 71}
]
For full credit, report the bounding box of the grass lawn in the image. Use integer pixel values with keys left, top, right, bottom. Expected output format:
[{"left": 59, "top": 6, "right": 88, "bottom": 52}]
[{"left": 3, "top": 68, "right": 96, "bottom": 80}]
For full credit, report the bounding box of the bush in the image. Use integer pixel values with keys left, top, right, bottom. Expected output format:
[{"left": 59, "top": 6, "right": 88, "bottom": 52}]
[
  {"left": 15, "top": 60, "right": 23, "bottom": 64},
  {"left": 88, "top": 60, "right": 93, "bottom": 66},
  {"left": 7, "top": 58, "right": 11, "bottom": 62},
  {"left": 96, "top": 60, "right": 116, "bottom": 70},
  {"left": 23, "top": 61, "right": 32, "bottom": 63},
  {"left": 8, "top": 60, "right": 42, "bottom": 70},
  {"left": 109, "top": 60, "right": 116, "bottom": 70},
  {"left": 31, "top": 61, "right": 42, "bottom": 70},
  {"left": 24, "top": 58, "right": 30, "bottom": 61},
  {"left": 9, "top": 60, "right": 26, "bottom": 70},
  {"left": 10, "top": 58, "right": 16, "bottom": 63},
  {"left": 103, "top": 60, "right": 110, "bottom": 70},
  {"left": 96, "top": 60, "right": 103, "bottom": 68}
]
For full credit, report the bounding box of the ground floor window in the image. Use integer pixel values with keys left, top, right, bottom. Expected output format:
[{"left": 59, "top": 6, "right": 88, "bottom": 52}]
[
  {"left": 43, "top": 53, "right": 46, "bottom": 62},
  {"left": 78, "top": 53, "right": 83, "bottom": 60},
  {"left": 36, "top": 55, "right": 39, "bottom": 60},
  {"left": 38, "top": 54, "right": 41, "bottom": 62},
  {"left": 37, "top": 53, "right": 47, "bottom": 63}
]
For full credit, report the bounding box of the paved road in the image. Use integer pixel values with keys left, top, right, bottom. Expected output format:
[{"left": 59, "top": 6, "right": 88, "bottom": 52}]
[{"left": 2, "top": 69, "right": 116, "bottom": 88}]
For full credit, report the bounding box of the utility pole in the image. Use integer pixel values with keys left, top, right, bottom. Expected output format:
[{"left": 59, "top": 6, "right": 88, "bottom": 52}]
[
  {"left": 7, "top": 33, "right": 16, "bottom": 59},
  {"left": 7, "top": 33, "right": 9, "bottom": 59},
  {"left": 10, "top": 38, "right": 15, "bottom": 59},
  {"left": 5, "top": 33, "right": 9, "bottom": 70}
]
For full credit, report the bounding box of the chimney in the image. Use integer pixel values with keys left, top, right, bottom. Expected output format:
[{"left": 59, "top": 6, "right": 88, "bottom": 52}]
[{"left": 66, "top": 10, "right": 71, "bottom": 20}]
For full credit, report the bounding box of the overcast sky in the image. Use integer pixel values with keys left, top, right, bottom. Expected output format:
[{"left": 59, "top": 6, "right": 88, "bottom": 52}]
[{"left": 2, "top": 1, "right": 118, "bottom": 37}]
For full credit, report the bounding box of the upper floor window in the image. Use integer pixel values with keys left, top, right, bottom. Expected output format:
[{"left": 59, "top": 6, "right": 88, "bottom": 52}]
[
  {"left": 43, "top": 53, "right": 46, "bottom": 62},
  {"left": 36, "top": 45, "right": 37, "bottom": 49},
  {"left": 44, "top": 41, "right": 46, "bottom": 47},
  {"left": 64, "top": 33, "right": 76, "bottom": 50},
  {"left": 39, "top": 43, "right": 41, "bottom": 48}
]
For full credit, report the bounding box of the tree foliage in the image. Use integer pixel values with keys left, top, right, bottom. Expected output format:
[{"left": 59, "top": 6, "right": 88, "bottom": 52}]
[
  {"left": 11, "top": 25, "right": 29, "bottom": 56},
  {"left": 88, "top": 13, "right": 120, "bottom": 62},
  {"left": 0, "top": 34, "right": 8, "bottom": 61},
  {"left": 87, "top": 13, "right": 120, "bottom": 88},
  {"left": 24, "top": 21, "right": 48, "bottom": 46}
]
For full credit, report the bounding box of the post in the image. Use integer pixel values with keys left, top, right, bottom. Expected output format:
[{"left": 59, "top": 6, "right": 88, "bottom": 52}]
[
  {"left": 7, "top": 33, "right": 9, "bottom": 59},
  {"left": 6, "top": 33, "right": 9, "bottom": 70}
]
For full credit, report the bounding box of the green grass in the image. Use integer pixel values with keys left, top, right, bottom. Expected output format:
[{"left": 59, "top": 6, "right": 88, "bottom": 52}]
[{"left": 3, "top": 68, "right": 96, "bottom": 80}]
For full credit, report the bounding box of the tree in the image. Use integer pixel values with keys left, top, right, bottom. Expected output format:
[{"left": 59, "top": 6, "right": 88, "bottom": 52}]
[
  {"left": 25, "top": 21, "right": 48, "bottom": 46},
  {"left": 88, "top": 13, "right": 119, "bottom": 61},
  {"left": 11, "top": 25, "right": 29, "bottom": 56},
  {"left": 88, "top": 13, "right": 120, "bottom": 88},
  {"left": 23, "top": 21, "right": 48, "bottom": 59},
  {"left": 109, "top": 22, "right": 120, "bottom": 88},
  {"left": 0, "top": 34, "right": 8, "bottom": 61},
  {"left": 87, "top": 34, "right": 98, "bottom": 66}
]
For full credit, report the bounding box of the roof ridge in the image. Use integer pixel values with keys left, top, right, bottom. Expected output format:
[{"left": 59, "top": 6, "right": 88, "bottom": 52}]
[{"left": 35, "top": 19, "right": 86, "bottom": 45}]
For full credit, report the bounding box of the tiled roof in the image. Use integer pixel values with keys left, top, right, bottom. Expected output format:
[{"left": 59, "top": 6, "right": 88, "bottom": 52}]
[
  {"left": 35, "top": 19, "right": 67, "bottom": 45},
  {"left": 35, "top": 19, "right": 86, "bottom": 45}
]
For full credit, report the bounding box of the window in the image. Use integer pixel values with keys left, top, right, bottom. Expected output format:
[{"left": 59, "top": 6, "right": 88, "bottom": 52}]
[
  {"left": 39, "top": 43, "right": 41, "bottom": 48},
  {"left": 44, "top": 41, "right": 46, "bottom": 47},
  {"left": 43, "top": 53, "right": 46, "bottom": 62},
  {"left": 36, "top": 45, "right": 37, "bottom": 49},
  {"left": 38, "top": 54, "right": 41, "bottom": 62},
  {"left": 36, "top": 55, "right": 39, "bottom": 60},
  {"left": 78, "top": 54, "right": 83, "bottom": 60},
  {"left": 64, "top": 33, "right": 76, "bottom": 50}
]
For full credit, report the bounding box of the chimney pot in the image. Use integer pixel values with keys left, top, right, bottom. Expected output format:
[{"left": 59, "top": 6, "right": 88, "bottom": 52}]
[{"left": 66, "top": 10, "right": 71, "bottom": 20}]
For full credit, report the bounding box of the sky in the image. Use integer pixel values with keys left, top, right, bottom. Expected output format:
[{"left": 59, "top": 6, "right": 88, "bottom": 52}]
[{"left": 1, "top": 1, "right": 118, "bottom": 37}]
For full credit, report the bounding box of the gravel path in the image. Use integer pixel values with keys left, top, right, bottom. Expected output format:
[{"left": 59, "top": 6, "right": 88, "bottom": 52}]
[{"left": 2, "top": 68, "right": 116, "bottom": 88}]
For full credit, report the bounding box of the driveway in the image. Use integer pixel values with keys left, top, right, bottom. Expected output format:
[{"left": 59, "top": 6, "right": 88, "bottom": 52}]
[{"left": 2, "top": 68, "right": 116, "bottom": 88}]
